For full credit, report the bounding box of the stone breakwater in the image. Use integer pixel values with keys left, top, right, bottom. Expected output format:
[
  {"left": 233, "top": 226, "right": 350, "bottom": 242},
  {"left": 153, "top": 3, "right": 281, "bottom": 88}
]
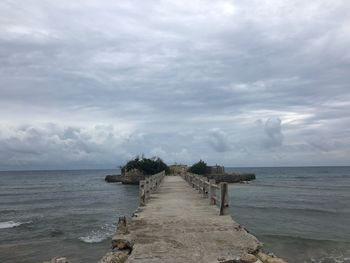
[
  {"left": 104, "top": 175, "right": 141, "bottom": 184},
  {"left": 99, "top": 175, "right": 287, "bottom": 263},
  {"left": 105, "top": 172, "right": 256, "bottom": 184},
  {"left": 105, "top": 168, "right": 145, "bottom": 184},
  {"left": 205, "top": 173, "right": 256, "bottom": 183}
]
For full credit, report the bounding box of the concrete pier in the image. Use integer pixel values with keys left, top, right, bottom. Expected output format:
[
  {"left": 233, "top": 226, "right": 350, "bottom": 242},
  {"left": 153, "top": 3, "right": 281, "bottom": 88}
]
[
  {"left": 124, "top": 176, "right": 260, "bottom": 262},
  {"left": 100, "top": 173, "right": 288, "bottom": 263}
]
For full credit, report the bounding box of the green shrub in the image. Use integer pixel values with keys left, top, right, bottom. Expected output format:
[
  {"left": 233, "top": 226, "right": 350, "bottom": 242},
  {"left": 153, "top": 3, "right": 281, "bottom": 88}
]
[
  {"left": 121, "top": 156, "right": 170, "bottom": 175},
  {"left": 188, "top": 160, "right": 207, "bottom": 175}
]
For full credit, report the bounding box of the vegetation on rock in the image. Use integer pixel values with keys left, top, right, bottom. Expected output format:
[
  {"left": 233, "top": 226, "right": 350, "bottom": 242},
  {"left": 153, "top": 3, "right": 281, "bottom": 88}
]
[
  {"left": 188, "top": 160, "right": 207, "bottom": 175},
  {"left": 121, "top": 156, "right": 170, "bottom": 175}
]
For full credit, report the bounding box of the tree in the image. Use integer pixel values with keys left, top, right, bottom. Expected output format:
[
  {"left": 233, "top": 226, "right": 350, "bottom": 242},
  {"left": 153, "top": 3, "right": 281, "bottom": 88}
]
[
  {"left": 188, "top": 160, "right": 207, "bottom": 175},
  {"left": 120, "top": 156, "right": 170, "bottom": 175}
]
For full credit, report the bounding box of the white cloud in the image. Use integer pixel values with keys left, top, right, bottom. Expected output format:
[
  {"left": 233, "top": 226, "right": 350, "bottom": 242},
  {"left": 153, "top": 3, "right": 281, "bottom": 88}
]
[{"left": 0, "top": 0, "right": 350, "bottom": 168}]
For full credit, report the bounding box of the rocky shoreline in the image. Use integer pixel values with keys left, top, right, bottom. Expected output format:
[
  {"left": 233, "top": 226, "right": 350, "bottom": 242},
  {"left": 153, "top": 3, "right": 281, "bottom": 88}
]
[
  {"left": 205, "top": 172, "right": 256, "bottom": 183},
  {"left": 105, "top": 172, "right": 256, "bottom": 184}
]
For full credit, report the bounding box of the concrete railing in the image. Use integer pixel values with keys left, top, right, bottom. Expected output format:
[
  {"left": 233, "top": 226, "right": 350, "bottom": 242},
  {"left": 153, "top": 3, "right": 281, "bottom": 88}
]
[
  {"left": 182, "top": 173, "right": 229, "bottom": 215},
  {"left": 139, "top": 171, "right": 166, "bottom": 206}
]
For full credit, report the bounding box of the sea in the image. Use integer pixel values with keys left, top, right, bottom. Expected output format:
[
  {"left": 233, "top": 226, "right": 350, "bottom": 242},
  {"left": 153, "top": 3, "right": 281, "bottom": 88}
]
[{"left": 0, "top": 167, "right": 349, "bottom": 263}]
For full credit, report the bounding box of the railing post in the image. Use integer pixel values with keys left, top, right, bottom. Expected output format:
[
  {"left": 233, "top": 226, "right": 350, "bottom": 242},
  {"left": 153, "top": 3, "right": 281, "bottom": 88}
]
[
  {"left": 139, "top": 180, "right": 146, "bottom": 206},
  {"left": 197, "top": 176, "right": 201, "bottom": 192},
  {"left": 139, "top": 171, "right": 166, "bottom": 206},
  {"left": 202, "top": 177, "right": 208, "bottom": 198},
  {"left": 145, "top": 177, "right": 150, "bottom": 200},
  {"left": 197, "top": 177, "right": 201, "bottom": 193},
  {"left": 152, "top": 176, "right": 155, "bottom": 192},
  {"left": 220, "top": 182, "right": 229, "bottom": 215},
  {"left": 150, "top": 176, "right": 153, "bottom": 193},
  {"left": 209, "top": 179, "right": 216, "bottom": 205},
  {"left": 155, "top": 174, "right": 159, "bottom": 191},
  {"left": 198, "top": 176, "right": 201, "bottom": 193}
]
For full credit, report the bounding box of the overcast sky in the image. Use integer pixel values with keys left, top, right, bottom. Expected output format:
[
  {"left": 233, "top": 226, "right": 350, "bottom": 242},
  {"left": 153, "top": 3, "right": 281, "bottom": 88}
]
[{"left": 0, "top": 0, "right": 349, "bottom": 170}]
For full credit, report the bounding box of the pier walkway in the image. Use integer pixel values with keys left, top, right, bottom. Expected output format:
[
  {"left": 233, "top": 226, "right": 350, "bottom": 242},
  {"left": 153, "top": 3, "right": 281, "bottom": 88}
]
[{"left": 125, "top": 175, "right": 260, "bottom": 262}]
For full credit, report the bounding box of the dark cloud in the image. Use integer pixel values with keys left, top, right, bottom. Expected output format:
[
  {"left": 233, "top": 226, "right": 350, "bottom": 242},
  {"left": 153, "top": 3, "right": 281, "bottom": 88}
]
[
  {"left": 263, "top": 118, "right": 283, "bottom": 148},
  {"left": 0, "top": 0, "right": 350, "bottom": 169},
  {"left": 208, "top": 129, "right": 230, "bottom": 152}
]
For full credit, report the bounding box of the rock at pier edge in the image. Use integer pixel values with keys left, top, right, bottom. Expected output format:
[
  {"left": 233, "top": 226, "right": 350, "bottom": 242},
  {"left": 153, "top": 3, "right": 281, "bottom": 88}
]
[{"left": 43, "top": 256, "right": 69, "bottom": 263}]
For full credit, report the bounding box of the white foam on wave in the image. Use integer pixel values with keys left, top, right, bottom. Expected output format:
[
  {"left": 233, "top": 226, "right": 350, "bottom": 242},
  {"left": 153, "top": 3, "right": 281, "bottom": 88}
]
[
  {"left": 79, "top": 224, "right": 115, "bottom": 244},
  {"left": 310, "top": 254, "right": 350, "bottom": 263},
  {"left": 79, "top": 235, "right": 106, "bottom": 243},
  {"left": 0, "top": 220, "right": 32, "bottom": 229}
]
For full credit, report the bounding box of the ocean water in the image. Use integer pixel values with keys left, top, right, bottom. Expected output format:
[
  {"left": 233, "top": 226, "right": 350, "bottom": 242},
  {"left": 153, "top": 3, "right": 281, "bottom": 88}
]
[
  {"left": 0, "top": 169, "right": 138, "bottom": 263},
  {"left": 227, "top": 166, "right": 350, "bottom": 263},
  {"left": 0, "top": 167, "right": 349, "bottom": 263}
]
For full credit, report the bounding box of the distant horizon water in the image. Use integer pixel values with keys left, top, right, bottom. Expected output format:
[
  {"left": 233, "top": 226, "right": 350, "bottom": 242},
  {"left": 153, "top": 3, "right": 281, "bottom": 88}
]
[
  {"left": 1, "top": 164, "right": 350, "bottom": 172},
  {"left": 0, "top": 166, "right": 349, "bottom": 263}
]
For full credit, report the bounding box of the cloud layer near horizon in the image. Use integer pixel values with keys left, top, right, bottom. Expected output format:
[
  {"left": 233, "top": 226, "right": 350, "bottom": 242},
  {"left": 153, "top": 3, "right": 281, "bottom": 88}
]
[{"left": 1, "top": 0, "right": 350, "bottom": 169}]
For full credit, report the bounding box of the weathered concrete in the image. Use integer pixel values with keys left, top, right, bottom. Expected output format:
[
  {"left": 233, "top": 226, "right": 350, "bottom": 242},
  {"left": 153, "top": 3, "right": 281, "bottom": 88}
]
[{"left": 123, "top": 176, "right": 261, "bottom": 263}]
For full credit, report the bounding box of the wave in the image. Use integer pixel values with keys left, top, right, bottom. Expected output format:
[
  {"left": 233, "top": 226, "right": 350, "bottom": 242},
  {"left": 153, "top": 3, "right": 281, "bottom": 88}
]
[
  {"left": 250, "top": 183, "right": 350, "bottom": 191},
  {"left": 79, "top": 224, "right": 115, "bottom": 244},
  {"left": 260, "top": 233, "right": 350, "bottom": 244},
  {"left": 79, "top": 235, "right": 107, "bottom": 243},
  {"left": 262, "top": 234, "right": 350, "bottom": 263},
  {"left": 231, "top": 204, "right": 349, "bottom": 215},
  {"left": 0, "top": 220, "right": 32, "bottom": 229},
  {"left": 309, "top": 255, "right": 350, "bottom": 263}
]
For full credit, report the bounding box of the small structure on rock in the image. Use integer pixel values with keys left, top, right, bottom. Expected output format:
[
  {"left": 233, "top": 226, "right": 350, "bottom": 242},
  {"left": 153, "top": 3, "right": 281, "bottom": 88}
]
[
  {"left": 169, "top": 164, "right": 187, "bottom": 174},
  {"left": 204, "top": 165, "right": 255, "bottom": 183},
  {"left": 206, "top": 164, "right": 225, "bottom": 174}
]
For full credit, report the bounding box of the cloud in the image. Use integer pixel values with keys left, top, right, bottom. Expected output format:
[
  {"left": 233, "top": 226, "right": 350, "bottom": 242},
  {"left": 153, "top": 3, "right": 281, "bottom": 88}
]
[
  {"left": 208, "top": 129, "right": 230, "bottom": 152},
  {"left": 0, "top": 0, "right": 350, "bottom": 168},
  {"left": 307, "top": 137, "right": 342, "bottom": 152},
  {"left": 263, "top": 118, "right": 283, "bottom": 148},
  {"left": 0, "top": 124, "right": 130, "bottom": 169}
]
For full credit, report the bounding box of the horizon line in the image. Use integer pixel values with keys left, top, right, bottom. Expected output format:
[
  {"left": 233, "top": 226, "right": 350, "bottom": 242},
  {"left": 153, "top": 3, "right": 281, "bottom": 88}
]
[{"left": 1, "top": 164, "right": 350, "bottom": 172}]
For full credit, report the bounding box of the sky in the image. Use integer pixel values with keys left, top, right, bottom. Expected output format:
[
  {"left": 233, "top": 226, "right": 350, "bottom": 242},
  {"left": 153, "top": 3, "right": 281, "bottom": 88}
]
[{"left": 0, "top": 0, "right": 350, "bottom": 170}]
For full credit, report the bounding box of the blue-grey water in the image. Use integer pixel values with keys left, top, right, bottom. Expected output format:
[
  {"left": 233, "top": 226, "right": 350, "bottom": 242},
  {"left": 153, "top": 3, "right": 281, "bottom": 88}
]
[
  {"left": 227, "top": 166, "right": 350, "bottom": 263},
  {"left": 0, "top": 169, "right": 138, "bottom": 263},
  {"left": 0, "top": 167, "right": 349, "bottom": 263}
]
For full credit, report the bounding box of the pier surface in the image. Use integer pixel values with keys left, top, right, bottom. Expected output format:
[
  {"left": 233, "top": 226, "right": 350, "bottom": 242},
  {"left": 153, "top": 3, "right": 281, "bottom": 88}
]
[{"left": 126, "top": 175, "right": 260, "bottom": 262}]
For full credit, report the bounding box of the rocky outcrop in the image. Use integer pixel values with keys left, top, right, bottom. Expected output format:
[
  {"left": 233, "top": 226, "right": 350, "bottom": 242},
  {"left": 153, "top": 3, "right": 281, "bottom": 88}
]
[
  {"left": 99, "top": 216, "right": 134, "bottom": 263},
  {"left": 43, "top": 257, "right": 69, "bottom": 263},
  {"left": 204, "top": 173, "right": 256, "bottom": 183},
  {"left": 105, "top": 169, "right": 145, "bottom": 184},
  {"left": 217, "top": 251, "right": 288, "bottom": 263},
  {"left": 98, "top": 252, "right": 128, "bottom": 263},
  {"left": 240, "top": 253, "right": 260, "bottom": 263},
  {"left": 255, "top": 251, "right": 288, "bottom": 263},
  {"left": 105, "top": 175, "right": 121, "bottom": 183},
  {"left": 105, "top": 172, "right": 255, "bottom": 184}
]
